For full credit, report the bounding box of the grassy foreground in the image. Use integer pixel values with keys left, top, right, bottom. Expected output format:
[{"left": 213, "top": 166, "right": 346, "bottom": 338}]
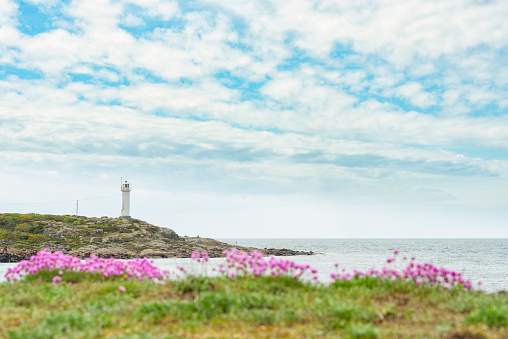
[{"left": 0, "top": 272, "right": 507, "bottom": 339}]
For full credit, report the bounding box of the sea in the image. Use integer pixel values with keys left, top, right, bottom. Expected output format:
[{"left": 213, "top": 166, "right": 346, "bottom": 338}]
[{"left": 1, "top": 239, "right": 507, "bottom": 293}]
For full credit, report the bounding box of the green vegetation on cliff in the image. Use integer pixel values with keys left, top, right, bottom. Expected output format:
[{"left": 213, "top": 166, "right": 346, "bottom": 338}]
[
  {"left": 0, "top": 213, "right": 68, "bottom": 248},
  {"left": 0, "top": 272, "right": 507, "bottom": 338},
  {"left": 0, "top": 213, "right": 164, "bottom": 251},
  {"left": 0, "top": 213, "right": 184, "bottom": 259}
]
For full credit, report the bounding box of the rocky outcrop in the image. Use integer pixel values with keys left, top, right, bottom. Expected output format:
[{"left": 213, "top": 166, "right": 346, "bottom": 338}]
[
  {"left": 179, "top": 237, "right": 314, "bottom": 257},
  {"left": 0, "top": 249, "right": 38, "bottom": 263},
  {"left": 69, "top": 245, "right": 137, "bottom": 259},
  {"left": 157, "top": 228, "right": 179, "bottom": 241},
  {"left": 0, "top": 214, "right": 313, "bottom": 261},
  {"left": 263, "top": 248, "right": 314, "bottom": 256}
]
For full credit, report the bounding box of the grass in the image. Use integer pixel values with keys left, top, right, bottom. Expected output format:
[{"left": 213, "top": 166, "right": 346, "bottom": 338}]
[{"left": 0, "top": 272, "right": 507, "bottom": 338}]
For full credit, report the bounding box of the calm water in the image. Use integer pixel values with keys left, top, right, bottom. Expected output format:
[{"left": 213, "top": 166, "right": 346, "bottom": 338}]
[
  {"left": 1, "top": 239, "right": 507, "bottom": 293},
  {"left": 217, "top": 238, "right": 508, "bottom": 293}
]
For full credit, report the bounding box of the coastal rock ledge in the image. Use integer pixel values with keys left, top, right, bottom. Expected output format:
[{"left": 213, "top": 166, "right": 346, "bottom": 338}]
[{"left": 0, "top": 214, "right": 313, "bottom": 262}]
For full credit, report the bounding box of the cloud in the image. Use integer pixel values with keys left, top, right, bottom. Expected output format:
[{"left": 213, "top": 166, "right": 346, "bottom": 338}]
[
  {"left": 0, "top": 0, "right": 507, "bottom": 226},
  {"left": 126, "top": 0, "right": 180, "bottom": 21},
  {"left": 0, "top": 0, "right": 17, "bottom": 26},
  {"left": 211, "top": 0, "right": 508, "bottom": 63},
  {"left": 392, "top": 82, "right": 437, "bottom": 108},
  {"left": 121, "top": 13, "right": 144, "bottom": 27}
]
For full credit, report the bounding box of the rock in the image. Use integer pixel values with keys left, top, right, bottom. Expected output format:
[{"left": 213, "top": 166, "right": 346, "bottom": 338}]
[
  {"left": 1, "top": 214, "right": 314, "bottom": 261},
  {"left": 68, "top": 245, "right": 135, "bottom": 259},
  {"left": 43, "top": 227, "right": 56, "bottom": 236},
  {"left": 157, "top": 227, "right": 179, "bottom": 240},
  {"left": 0, "top": 249, "right": 38, "bottom": 263},
  {"left": 147, "top": 240, "right": 170, "bottom": 249},
  {"left": 139, "top": 249, "right": 171, "bottom": 258},
  {"left": 54, "top": 230, "right": 66, "bottom": 238},
  {"left": 68, "top": 245, "right": 99, "bottom": 256},
  {"left": 40, "top": 242, "right": 66, "bottom": 253},
  {"left": 95, "top": 246, "right": 136, "bottom": 259}
]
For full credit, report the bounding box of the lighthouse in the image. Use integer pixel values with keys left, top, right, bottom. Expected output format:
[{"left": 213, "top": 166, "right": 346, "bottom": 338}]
[{"left": 121, "top": 180, "right": 131, "bottom": 218}]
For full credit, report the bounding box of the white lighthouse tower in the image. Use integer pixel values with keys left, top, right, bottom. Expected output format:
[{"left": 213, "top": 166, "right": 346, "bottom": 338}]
[{"left": 121, "top": 180, "right": 131, "bottom": 218}]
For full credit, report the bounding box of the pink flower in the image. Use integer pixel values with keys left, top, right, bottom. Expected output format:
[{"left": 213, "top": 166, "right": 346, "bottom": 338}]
[
  {"left": 5, "top": 248, "right": 166, "bottom": 283},
  {"left": 191, "top": 251, "right": 201, "bottom": 261},
  {"left": 393, "top": 249, "right": 399, "bottom": 255},
  {"left": 52, "top": 276, "right": 61, "bottom": 284},
  {"left": 119, "top": 286, "right": 126, "bottom": 293}
]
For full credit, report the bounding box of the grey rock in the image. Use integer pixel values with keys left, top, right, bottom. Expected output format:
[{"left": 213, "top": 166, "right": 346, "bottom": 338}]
[
  {"left": 43, "top": 227, "right": 56, "bottom": 236},
  {"left": 157, "top": 227, "right": 179, "bottom": 241},
  {"left": 40, "top": 242, "right": 66, "bottom": 253}
]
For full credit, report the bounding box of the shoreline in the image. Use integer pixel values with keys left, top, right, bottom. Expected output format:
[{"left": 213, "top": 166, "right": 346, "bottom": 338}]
[
  {"left": 0, "top": 214, "right": 313, "bottom": 263},
  {"left": 0, "top": 237, "right": 314, "bottom": 263}
]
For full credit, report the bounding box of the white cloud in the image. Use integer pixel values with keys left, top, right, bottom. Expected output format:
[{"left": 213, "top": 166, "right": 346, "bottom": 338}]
[
  {"left": 0, "top": 0, "right": 17, "bottom": 26},
  {"left": 127, "top": 0, "right": 180, "bottom": 21},
  {"left": 2, "top": 76, "right": 508, "bottom": 179},
  {"left": 121, "top": 13, "right": 145, "bottom": 27},
  {"left": 409, "top": 63, "right": 437, "bottom": 77},
  {"left": 65, "top": 0, "right": 124, "bottom": 29},
  {"left": 392, "top": 82, "right": 437, "bottom": 108},
  {"left": 211, "top": 0, "right": 508, "bottom": 65}
]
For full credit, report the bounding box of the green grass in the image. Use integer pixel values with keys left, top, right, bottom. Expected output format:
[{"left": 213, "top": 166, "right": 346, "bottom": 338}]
[{"left": 1, "top": 274, "right": 507, "bottom": 338}]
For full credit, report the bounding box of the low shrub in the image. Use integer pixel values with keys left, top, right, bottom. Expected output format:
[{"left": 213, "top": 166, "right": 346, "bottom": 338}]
[{"left": 467, "top": 303, "right": 508, "bottom": 328}]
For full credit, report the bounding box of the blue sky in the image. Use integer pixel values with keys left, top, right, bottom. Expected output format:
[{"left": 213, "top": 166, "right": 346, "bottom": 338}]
[{"left": 0, "top": 0, "right": 507, "bottom": 237}]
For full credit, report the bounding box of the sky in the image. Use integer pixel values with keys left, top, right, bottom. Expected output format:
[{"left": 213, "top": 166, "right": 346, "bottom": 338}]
[{"left": 0, "top": 0, "right": 507, "bottom": 238}]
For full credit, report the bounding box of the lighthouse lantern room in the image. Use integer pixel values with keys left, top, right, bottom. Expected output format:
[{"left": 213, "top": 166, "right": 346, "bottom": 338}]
[{"left": 121, "top": 180, "right": 131, "bottom": 218}]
